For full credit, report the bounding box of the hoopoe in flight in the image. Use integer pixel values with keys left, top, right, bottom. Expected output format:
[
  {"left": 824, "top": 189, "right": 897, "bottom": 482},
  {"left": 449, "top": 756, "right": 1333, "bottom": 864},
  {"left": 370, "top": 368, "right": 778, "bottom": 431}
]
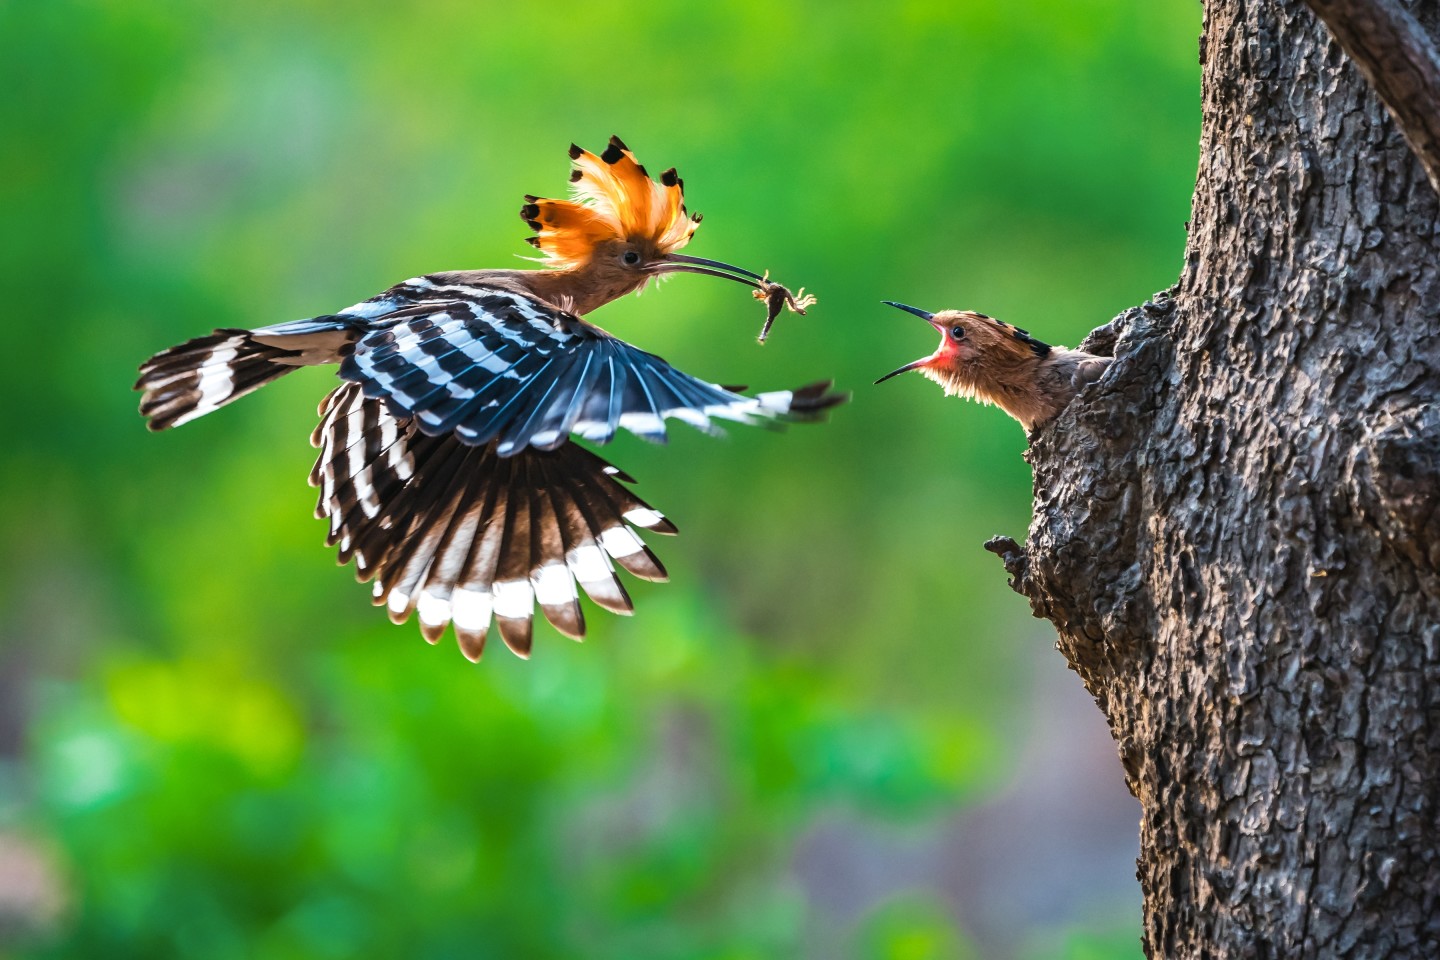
[
  {"left": 874, "top": 301, "right": 1109, "bottom": 431},
  {"left": 136, "top": 136, "right": 844, "bottom": 661}
]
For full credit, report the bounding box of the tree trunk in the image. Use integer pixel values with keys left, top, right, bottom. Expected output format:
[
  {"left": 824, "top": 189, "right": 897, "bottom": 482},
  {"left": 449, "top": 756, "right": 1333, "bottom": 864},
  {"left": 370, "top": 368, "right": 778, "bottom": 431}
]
[{"left": 987, "top": 1, "right": 1440, "bottom": 956}]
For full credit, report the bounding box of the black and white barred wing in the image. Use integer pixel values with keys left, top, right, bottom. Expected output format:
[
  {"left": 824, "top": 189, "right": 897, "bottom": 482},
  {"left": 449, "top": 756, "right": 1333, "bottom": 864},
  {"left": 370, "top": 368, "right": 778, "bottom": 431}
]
[
  {"left": 340, "top": 288, "right": 844, "bottom": 456},
  {"left": 311, "top": 383, "right": 677, "bottom": 661}
]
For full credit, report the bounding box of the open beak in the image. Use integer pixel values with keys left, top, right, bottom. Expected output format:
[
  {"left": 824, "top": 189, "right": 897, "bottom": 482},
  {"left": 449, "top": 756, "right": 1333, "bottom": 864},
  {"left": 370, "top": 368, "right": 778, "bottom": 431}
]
[
  {"left": 874, "top": 301, "right": 944, "bottom": 384},
  {"left": 648, "top": 253, "right": 769, "bottom": 290}
]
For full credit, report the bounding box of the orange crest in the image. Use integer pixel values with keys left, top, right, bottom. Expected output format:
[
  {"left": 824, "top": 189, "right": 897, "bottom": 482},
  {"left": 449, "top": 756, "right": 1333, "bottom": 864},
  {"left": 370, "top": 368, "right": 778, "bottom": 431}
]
[{"left": 521, "top": 136, "right": 701, "bottom": 269}]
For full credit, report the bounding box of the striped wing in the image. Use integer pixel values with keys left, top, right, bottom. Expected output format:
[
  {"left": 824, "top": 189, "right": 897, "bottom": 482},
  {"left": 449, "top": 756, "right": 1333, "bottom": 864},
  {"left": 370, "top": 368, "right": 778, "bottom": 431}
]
[
  {"left": 339, "top": 288, "right": 839, "bottom": 456},
  {"left": 311, "top": 383, "right": 677, "bottom": 660}
]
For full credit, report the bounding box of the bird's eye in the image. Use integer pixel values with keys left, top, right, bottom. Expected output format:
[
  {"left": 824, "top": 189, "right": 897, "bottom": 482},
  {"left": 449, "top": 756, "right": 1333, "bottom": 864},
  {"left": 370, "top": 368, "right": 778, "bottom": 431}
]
[
  {"left": 622, "top": 250, "right": 641, "bottom": 266},
  {"left": 950, "top": 325, "right": 967, "bottom": 341}
]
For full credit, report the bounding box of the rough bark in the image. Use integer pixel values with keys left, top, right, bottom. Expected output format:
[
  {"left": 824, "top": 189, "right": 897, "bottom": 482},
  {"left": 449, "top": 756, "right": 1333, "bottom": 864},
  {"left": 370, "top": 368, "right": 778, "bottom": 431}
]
[
  {"left": 1303, "top": 0, "right": 1440, "bottom": 198},
  {"left": 991, "top": 1, "right": 1440, "bottom": 957}
]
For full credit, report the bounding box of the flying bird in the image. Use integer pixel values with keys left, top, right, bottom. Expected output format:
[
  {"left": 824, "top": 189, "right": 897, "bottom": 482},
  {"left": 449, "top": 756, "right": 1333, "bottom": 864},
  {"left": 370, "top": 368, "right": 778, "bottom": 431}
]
[
  {"left": 137, "top": 136, "right": 844, "bottom": 661},
  {"left": 874, "top": 301, "right": 1108, "bottom": 431}
]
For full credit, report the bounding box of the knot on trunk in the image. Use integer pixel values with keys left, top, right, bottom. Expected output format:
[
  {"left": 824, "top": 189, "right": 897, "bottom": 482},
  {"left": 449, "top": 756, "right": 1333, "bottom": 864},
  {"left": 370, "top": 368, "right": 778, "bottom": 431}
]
[
  {"left": 1348, "top": 402, "right": 1440, "bottom": 576},
  {"left": 983, "top": 535, "right": 1028, "bottom": 588}
]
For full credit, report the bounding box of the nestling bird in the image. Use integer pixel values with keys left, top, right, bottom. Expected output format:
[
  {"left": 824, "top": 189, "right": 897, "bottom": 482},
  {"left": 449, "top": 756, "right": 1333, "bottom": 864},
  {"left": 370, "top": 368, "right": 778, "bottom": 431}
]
[
  {"left": 136, "top": 136, "right": 844, "bottom": 661},
  {"left": 874, "top": 301, "right": 1109, "bottom": 431}
]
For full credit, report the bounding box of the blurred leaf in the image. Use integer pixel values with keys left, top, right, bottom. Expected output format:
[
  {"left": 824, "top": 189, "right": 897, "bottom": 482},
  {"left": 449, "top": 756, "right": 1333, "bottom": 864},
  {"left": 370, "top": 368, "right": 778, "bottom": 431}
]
[
  {"left": 5, "top": 0, "right": 1192, "bottom": 955},
  {"left": 854, "top": 894, "right": 978, "bottom": 960}
]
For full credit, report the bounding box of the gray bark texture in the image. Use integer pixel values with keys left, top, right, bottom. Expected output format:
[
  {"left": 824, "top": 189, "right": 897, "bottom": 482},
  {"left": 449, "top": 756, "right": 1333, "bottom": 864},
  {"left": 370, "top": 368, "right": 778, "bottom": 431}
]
[
  {"left": 987, "top": 1, "right": 1440, "bottom": 956},
  {"left": 1303, "top": 0, "right": 1440, "bottom": 198}
]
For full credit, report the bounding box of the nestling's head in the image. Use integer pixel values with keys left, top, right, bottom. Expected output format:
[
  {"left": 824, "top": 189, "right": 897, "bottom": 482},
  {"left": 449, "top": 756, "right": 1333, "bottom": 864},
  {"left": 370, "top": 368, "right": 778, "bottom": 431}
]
[
  {"left": 519, "top": 136, "right": 773, "bottom": 297},
  {"left": 874, "top": 301, "right": 1051, "bottom": 394}
]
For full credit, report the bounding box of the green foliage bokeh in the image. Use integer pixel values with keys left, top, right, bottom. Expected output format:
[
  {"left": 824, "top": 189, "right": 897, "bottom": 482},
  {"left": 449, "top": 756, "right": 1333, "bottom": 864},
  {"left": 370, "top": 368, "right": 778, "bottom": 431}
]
[{"left": 1, "top": 2, "right": 1197, "bottom": 957}]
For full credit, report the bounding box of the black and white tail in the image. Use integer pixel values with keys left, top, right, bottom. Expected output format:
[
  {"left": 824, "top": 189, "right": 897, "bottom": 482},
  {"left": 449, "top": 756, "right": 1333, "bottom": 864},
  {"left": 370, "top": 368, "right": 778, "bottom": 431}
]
[
  {"left": 136, "top": 318, "right": 355, "bottom": 430},
  {"left": 135, "top": 329, "right": 307, "bottom": 430},
  {"left": 310, "top": 382, "right": 677, "bottom": 661}
]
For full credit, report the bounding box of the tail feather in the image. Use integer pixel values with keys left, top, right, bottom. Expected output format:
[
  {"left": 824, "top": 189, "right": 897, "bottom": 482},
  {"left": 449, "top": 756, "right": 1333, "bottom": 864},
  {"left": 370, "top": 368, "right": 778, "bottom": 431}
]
[
  {"left": 760, "top": 379, "right": 850, "bottom": 420},
  {"left": 138, "top": 320, "right": 354, "bottom": 430},
  {"left": 310, "top": 383, "right": 676, "bottom": 661},
  {"left": 136, "top": 330, "right": 297, "bottom": 430}
]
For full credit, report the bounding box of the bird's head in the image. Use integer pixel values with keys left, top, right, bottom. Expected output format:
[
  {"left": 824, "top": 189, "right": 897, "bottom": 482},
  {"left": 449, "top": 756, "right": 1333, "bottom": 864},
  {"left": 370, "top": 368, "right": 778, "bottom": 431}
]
[
  {"left": 521, "top": 136, "right": 777, "bottom": 297},
  {"left": 874, "top": 301, "right": 1052, "bottom": 394}
]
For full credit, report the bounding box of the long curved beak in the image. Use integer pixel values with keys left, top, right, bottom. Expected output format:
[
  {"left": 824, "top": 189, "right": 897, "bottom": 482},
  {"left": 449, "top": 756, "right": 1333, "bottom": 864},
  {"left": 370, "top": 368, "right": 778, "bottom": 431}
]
[
  {"left": 874, "top": 357, "right": 932, "bottom": 384},
  {"left": 648, "top": 253, "right": 769, "bottom": 290}
]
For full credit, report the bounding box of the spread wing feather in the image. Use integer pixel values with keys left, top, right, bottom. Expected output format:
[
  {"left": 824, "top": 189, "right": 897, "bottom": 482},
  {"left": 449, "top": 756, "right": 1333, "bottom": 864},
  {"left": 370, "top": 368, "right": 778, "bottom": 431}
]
[
  {"left": 340, "top": 287, "right": 844, "bottom": 457},
  {"left": 143, "top": 271, "right": 845, "bottom": 656},
  {"left": 311, "top": 383, "right": 676, "bottom": 660}
]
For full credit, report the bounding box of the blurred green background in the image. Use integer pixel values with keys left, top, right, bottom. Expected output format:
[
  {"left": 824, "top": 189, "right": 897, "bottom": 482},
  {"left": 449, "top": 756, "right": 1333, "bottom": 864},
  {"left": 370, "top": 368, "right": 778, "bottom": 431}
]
[{"left": 0, "top": 2, "right": 1197, "bottom": 957}]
